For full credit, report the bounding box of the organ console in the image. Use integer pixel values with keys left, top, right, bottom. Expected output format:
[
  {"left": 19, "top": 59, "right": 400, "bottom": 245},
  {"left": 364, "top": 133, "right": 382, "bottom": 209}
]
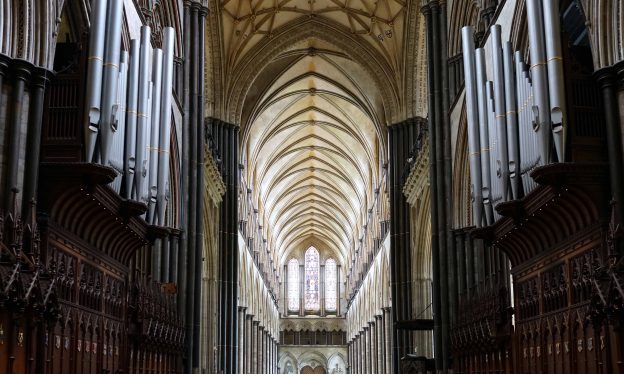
[
  {"left": 461, "top": 0, "right": 568, "bottom": 227},
  {"left": 83, "top": 0, "right": 176, "bottom": 226}
]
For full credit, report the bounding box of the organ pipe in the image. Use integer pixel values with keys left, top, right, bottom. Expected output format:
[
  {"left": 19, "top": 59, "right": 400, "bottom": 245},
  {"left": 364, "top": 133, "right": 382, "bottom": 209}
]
[
  {"left": 542, "top": 0, "right": 567, "bottom": 162},
  {"left": 148, "top": 48, "right": 164, "bottom": 223},
  {"left": 503, "top": 42, "right": 521, "bottom": 199},
  {"left": 475, "top": 48, "right": 493, "bottom": 225},
  {"left": 99, "top": 0, "right": 124, "bottom": 166},
  {"left": 461, "top": 5, "right": 567, "bottom": 226},
  {"left": 84, "top": 0, "right": 107, "bottom": 162},
  {"left": 460, "top": 26, "right": 484, "bottom": 227},
  {"left": 110, "top": 50, "right": 129, "bottom": 193},
  {"left": 157, "top": 27, "right": 176, "bottom": 226},
  {"left": 125, "top": 39, "right": 140, "bottom": 200},
  {"left": 525, "top": 0, "right": 551, "bottom": 165},
  {"left": 490, "top": 25, "right": 510, "bottom": 202},
  {"left": 135, "top": 25, "right": 152, "bottom": 203}
]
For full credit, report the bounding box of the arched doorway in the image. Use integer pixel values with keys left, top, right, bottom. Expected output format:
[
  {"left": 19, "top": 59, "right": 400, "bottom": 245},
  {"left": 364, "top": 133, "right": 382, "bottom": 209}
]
[{"left": 300, "top": 365, "right": 326, "bottom": 374}]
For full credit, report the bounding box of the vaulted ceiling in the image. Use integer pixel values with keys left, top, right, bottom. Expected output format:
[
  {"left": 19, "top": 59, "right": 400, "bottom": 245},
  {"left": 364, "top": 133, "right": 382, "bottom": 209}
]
[{"left": 212, "top": 0, "right": 418, "bottom": 269}]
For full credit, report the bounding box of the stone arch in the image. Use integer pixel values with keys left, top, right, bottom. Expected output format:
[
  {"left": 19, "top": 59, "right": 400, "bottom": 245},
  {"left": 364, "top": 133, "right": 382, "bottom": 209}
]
[
  {"left": 448, "top": 0, "right": 481, "bottom": 57},
  {"left": 580, "top": 0, "right": 624, "bottom": 69},
  {"left": 452, "top": 100, "right": 472, "bottom": 228},
  {"left": 297, "top": 350, "right": 329, "bottom": 372}
]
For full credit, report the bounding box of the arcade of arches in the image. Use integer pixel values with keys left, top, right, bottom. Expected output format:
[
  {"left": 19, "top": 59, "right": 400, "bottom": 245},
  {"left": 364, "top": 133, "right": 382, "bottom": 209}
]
[{"left": 0, "top": 0, "right": 623, "bottom": 373}]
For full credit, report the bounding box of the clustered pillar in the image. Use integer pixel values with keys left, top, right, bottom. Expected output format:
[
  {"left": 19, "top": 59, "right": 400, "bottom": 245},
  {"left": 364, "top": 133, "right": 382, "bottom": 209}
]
[
  {"left": 422, "top": 0, "right": 453, "bottom": 370},
  {"left": 212, "top": 119, "right": 241, "bottom": 373},
  {"left": 389, "top": 117, "right": 427, "bottom": 370},
  {"left": 0, "top": 55, "right": 50, "bottom": 217}
]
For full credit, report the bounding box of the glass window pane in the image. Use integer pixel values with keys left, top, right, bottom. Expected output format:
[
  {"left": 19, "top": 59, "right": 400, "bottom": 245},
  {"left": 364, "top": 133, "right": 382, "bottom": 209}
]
[
  {"left": 287, "top": 259, "right": 299, "bottom": 312},
  {"left": 304, "top": 247, "right": 320, "bottom": 311}
]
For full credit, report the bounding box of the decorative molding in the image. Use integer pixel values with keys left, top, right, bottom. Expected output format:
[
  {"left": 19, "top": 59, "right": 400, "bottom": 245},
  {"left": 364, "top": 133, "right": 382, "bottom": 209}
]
[{"left": 402, "top": 140, "right": 430, "bottom": 206}]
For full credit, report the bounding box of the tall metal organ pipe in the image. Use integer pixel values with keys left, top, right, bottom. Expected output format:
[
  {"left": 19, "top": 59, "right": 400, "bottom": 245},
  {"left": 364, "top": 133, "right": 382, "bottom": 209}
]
[
  {"left": 99, "top": 0, "right": 124, "bottom": 166},
  {"left": 157, "top": 27, "right": 176, "bottom": 226},
  {"left": 84, "top": 0, "right": 108, "bottom": 162},
  {"left": 461, "top": 26, "right": 484, "bottom": 227},
  {"left": 135, "top": 26, "right": 152, "bottom": 203},
  {"left": 148, "top": 48, "right": 164, "bottom": 223},
  {"left": 490, "top": 25, "right": 511, "bottom": 202},
  {"left": 475, "top": 48, "right": 494, "bottom": 225},
  {"left": 125, "top": 39, "right": 140, "bottom": 200},
  {"left": 503, "top": 42, "right": 521, "bottom": 199},
  {"left": 110, "top": 50, "right": 129, "bottom": 193},
  {"left": 526, "top": 0, "right": 551, "bottom": 165},
  {"left": 542, "top": 0, "right": 567, "bottom": 162}
]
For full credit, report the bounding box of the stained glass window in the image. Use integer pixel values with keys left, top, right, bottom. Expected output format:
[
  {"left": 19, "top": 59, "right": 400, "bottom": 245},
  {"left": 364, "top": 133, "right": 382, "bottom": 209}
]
[
  {"left": 287, "top": 259, "right": 300, "bottom": 312},
  {"left": 304, "top": 247, "right": 320, "bottom": 311},
  {"left": 325, "top": 258, "right": 337, "bottom": 311}
]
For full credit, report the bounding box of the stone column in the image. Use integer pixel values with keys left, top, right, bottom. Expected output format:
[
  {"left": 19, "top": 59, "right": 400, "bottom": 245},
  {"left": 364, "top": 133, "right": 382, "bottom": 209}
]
[
  {"left": 258, "top": 326, "right": 265, "bottom": 374},
  {"left": 376, "top": 315, "right": 384, "bottom": 373},
  {"left": 596, "top": 66, "right": 624, "bottom": 224},
  {"left": 215, "top": 120, "right": 241, "bottom": 373},
  {"left": 359, "top": 332, "right": 364, "bottom": 374},
  {"left": 264, "top": 329, "right": 269, "bottom": 374},
  {"left": 252, "top": 321, "right": 259, "bottom": 369},
  {"left": 366, "top": 326, "right": 372, "bottom": 374},
  {"left": 383, "top": 307, "right": 393, "bottom": 373},
  {"left": 246, "top": 315, "right": 253, "bottom": 373},
  {"left": 238, "top": 308, "right": 246, "bottom": 373},
  {"left": 353, "top": 337, "right": 358, "bottom": 374},
  {"left": 3, "top": 59, "right": 31, "bottom": 210},
  {"left": 370, "top": 321, "right": 377, "bottom": 374},
  {"left": 22, "top": 66, "right": 49, "bottom": 219}
]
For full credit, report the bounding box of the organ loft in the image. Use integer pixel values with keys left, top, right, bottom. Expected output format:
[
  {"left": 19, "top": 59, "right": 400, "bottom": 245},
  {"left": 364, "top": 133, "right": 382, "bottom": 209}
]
[{"left": 0, "top": 0, "right": 622, "bottom": 373}]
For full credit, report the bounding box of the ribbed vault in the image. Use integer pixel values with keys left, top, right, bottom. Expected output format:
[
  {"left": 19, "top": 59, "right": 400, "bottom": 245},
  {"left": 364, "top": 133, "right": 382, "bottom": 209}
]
[
  {"left": 210, "top": 0, "right": 424, "bottom": 275},
  {"left": 239, "top": 34, "right": 388, "bottom": 269}
]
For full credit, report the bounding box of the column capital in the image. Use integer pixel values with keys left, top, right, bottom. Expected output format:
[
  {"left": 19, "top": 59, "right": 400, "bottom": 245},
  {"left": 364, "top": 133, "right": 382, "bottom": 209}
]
[
  {"left": 594, "top": 66, "right": 617, "bottom": 90},
  {"left": 614, "top": 59, "right": 624, "bottom": 90},
  {"left": 375, "top": 314, "right": 382, "bottom": 320},
  {"left": 11, "top": 58, "right": 33, "bottom": 81},
  {"left": 0, "top": 53, "right": 11, "bottom": 76}
]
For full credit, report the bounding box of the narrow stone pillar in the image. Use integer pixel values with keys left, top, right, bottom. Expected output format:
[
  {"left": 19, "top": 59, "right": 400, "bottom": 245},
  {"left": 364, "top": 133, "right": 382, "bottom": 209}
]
[
  {"left": 3, "top": 59, "right": 31, "bottom": 210},
  {"left": 376, "top": 315, "right": 384, "bottom": 373},
  {"left": 22, "top": 67, "right": 49, "bottom": 219},
  {"left": 252, "top": 321, "right": 259, "bottom": 369},
  {"left": 259, "top": 328, "right": 264, "bottom": 374},
  {"left": 246, "top": 315, "right": 253, "bottom": 373},
  {"left": 238, "top": 308, "right": 246, "bottom": 373},
  {"left": 383, "top": 307, "right": 393, "bottom": 373},
  {"left": 359, "top": 332, "right": 365, "bottom": 374},
  {"left": 370, "top": 321, "right": 377, "bottom": 374}
]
